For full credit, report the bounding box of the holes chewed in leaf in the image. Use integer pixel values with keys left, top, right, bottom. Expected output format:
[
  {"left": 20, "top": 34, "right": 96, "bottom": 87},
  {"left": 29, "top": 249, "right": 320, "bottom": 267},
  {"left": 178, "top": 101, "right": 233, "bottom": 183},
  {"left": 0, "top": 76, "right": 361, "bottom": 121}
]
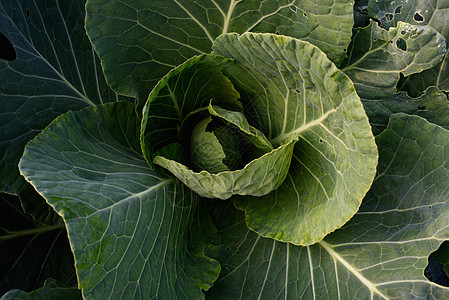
[
  {"left": 0, "top": 32, "right": 16, "bottom": 61},
  {"left": 396, "top": 38, "right": 407, "bottom": 51},
  {"left": 425, "top": 241, "right": 449, "bottom": 287},
  {"left": 290, "top": 5, "right": 297, "bottom": 13},
  {"left": 26, "top": 8, "right": 30, "bottom": 18},
  {"left": 418, "top": 105, "right": 428, "bottom": 111},
  {"left": 414, "top": 12, "right": 424, "bottom": 22},
  {"left": 395, "top": 5, "right": 402, "bottom": 14}
]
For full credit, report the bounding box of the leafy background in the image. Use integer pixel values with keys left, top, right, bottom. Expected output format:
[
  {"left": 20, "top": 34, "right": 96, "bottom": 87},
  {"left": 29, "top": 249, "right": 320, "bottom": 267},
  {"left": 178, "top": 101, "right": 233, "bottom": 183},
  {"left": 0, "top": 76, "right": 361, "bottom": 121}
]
[{"left": 1, "top": 0, "right": 449, "bottom": 299}]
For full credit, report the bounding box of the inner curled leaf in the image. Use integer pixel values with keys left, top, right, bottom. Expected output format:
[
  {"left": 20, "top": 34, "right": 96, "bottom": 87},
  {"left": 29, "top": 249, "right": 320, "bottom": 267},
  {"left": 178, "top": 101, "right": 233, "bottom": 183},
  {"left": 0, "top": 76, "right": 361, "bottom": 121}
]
[
  {"left": 190, "top": 116, "right": 241, "bottom": 173},
  {"left": 141, "top": 54, "right": 291, "bottom": 199}
]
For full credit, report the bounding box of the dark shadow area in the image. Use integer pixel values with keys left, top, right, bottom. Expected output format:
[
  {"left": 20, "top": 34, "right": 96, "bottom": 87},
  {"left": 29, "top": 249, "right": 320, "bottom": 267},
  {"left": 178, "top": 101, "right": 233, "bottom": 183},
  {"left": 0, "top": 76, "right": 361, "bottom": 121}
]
[
  {"left": 425, "top": 241, "right": 449, "bottom": 287},
  {"left": 414, "top": 12, "right": 424, "bottom": 22},
  {"left": 0, "top": 32, "right": 16, "bottom": 61},
  {"left": 396, "top": 38, "right": 407, "bottom": 51}
]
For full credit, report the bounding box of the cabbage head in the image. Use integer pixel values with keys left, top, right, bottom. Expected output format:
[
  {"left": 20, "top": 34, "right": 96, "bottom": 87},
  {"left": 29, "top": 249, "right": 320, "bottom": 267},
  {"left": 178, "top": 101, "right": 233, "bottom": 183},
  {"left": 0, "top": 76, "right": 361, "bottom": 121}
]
[{"left": 140, "top": 33, "right": 378, "bottom": 246}]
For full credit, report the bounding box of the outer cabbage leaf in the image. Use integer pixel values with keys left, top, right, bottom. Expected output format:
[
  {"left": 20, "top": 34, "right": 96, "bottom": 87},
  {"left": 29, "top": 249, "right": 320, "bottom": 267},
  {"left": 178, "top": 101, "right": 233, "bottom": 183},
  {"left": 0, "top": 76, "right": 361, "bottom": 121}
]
[
  {"left": 206, "top": 114, "right": 449, "bottom": 299},
  {"left": 368, "top": 0, "right": 449, "bottom": 95},
  {"left": 0, "top": 0, "right": 126, "bottom": 195},
  {"left": 1, "top": 279, "right": 81, "bottom": 300},
  {"left": 340, "top": 21, "right": 447, "bottom": 137},
  {"left": 363, "top": 86, "right": 449, "bottom": 135},
  {"left": 341, "top": 21, "right": 446, "bottom": 101},
  {"left": 213, "top": 33, "right": 378, "bottom": 245},
  {"left": 19, "top": 102, "right": 220, "bottom": 299},
  {"left": 85, "top": 0, "right": 354, "bottom": 100}
]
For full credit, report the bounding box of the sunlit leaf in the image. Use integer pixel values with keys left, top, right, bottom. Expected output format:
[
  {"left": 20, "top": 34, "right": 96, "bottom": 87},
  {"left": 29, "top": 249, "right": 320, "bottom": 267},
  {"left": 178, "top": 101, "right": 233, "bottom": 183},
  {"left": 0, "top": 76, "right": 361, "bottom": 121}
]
[
  {"left": 19, "top": 102, "right": 220, "bottom": 299},
  {"left": 207, "top": 114, "right": 449, "bottom": 299}
]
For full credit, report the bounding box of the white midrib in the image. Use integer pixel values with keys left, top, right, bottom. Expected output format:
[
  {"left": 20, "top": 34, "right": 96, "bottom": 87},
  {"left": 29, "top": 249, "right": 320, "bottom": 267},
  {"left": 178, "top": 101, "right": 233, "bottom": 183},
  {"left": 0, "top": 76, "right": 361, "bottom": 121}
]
[
  {"left": 22, "top": 44, "right": 96, "bottom": 106},
  {"left": 270, "top": 108, "right": 337, "bottom": 144},
  {"left": 257, "top": 240, "right": 276, "bottom": 300},
  {"left": 319, "top": 241, "right": 389, "bottom": 300},
  {"left": 89, "top": 179, "right": 174, "bottom": 216},
  {"left": 436, "top": 52, "right": 447, "bottom": 86},
  {"left": 223, "top": 0, "right": 239, "bottom": 34},
  {"left": 174, "top": 0, "right": 214, "bottom": 43},
  {"left": 307, "top": 246, "right": 316, "bottom": 300}
]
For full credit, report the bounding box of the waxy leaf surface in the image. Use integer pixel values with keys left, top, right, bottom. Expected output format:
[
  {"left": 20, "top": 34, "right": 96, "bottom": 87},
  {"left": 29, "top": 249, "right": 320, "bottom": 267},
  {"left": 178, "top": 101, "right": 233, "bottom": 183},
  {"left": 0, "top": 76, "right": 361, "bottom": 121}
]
[
  {"left": 213, "top": 33, "right": 378, "bottom": 245},
  {"left": 19, "top": 102, "right": 220, "bottom": 299},
  {"left": 207, "top": 114, "right": 449, "bottom": 299},
  {"left": 0, "top": 0, "right": 124, "bottom": 195},
  {"left": 85, "top": 0, "right": 354, "bottom": 100}
]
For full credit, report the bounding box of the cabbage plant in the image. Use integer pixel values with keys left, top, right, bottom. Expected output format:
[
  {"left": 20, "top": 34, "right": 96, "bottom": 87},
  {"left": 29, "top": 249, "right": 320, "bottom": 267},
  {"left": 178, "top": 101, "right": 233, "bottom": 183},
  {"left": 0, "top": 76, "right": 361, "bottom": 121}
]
[{"left": 1, "top": 0, "right": 449, "bottom": 299}]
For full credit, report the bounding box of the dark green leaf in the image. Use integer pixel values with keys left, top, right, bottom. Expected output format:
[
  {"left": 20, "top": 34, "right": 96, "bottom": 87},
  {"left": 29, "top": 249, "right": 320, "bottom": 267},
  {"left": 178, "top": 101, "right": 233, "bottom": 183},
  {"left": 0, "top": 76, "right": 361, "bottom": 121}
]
[
  {"left": 0, "top": 0, "right": 128, "bottom": 195},
  {"left": 367, "top": 0, "right": 449, "bottom": 95},
  {"left": 342, "top": 21, "right": 446, "bottom": 100},
  {"left": 18, "top": 186, "right": 62, "bottom": 226},
  {"left": 362, "top": 86, "right": 449, "bottom": 135},
  {"left": 85, "top": 0, "right": 354, "bottom": 100},
  {"left": 207, "top": 114, "right": 449, "bottom": 299},
  {"left": 19, "top": 102, "right": 220, "bottom": 299},
  {"left": 354, "top": 0, "right": 371, "bottom": 28}
]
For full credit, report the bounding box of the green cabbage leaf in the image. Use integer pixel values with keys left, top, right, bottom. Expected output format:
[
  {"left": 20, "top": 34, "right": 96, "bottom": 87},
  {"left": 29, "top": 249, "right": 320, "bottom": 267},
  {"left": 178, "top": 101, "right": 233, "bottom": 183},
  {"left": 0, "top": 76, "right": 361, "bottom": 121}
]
[{"left": 2, "top": 0, "right": 449, "bottom": 298}]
